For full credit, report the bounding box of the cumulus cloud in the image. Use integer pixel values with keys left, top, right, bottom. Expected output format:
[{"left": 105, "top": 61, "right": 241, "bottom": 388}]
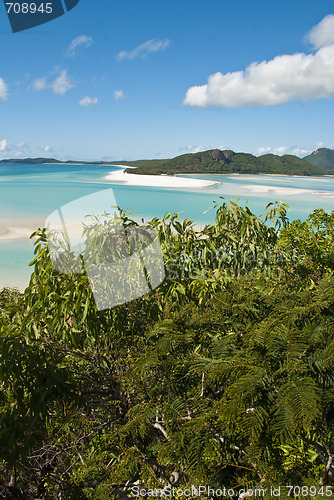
[
  {"left": 114, "top": 90, "right": 124, "bottom": 100},
  {"left": 255, "top": 146, "right": 293, "bottom": 156},
  {"left": 32, "top": 77, "right": 48, "bottom": 91},
  {"left": 254, "top": 146, "right": 294, "bottom": 156},
  {"left": 191, "top": 146, "right": 204, "bottom": 153},
  {"left": 52, "top": 70, "right": 75, "bottom": 95},
  {"left": 312, "top": 141, "right": 334, "bottom": 150},
  {"left": 116, "top": 39, "right": 170, "bottom": 61},
  {"left": 0, "top": 139, "right": 9, "bottom": 152},
  {"left": 0, "top": 140, "right": 57, "bottom": 160},
  {"left": 66, "top": 35, "right": 93, "bottom": 57},
  {"left": 306, "top": 14, "right": 334, "bottom": 49},
  {"left": 293, "top": 147, "right": 315, "bottom": 157},
  {"left": 178, "top": 145, "right": 205, "bottom": 154},
  {"left": 0, "top": 78, "right": 8, "bottom": 101},
  {"left": 184, "top": 16, "right": 334, "bottom": 109},
  {"left": 79, "top": 96, "right": 98, "bottom": 107},
  {"left": 32, "top": 70, "right": 75, "bottom": 95},
  {"left": 254, "top": 142, "right": 333, "bottom": 157},
  {"left": 0, "top": 139, "right": 27, "bottom": 159}
]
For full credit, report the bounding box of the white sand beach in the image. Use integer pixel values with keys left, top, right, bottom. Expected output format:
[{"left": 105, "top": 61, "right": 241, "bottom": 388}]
[
  {"left": 104, "top": 168, "right": 219, "bottom": 188},
  {"left": 0, "top": 221, "right": 43, "bottom": 240}
]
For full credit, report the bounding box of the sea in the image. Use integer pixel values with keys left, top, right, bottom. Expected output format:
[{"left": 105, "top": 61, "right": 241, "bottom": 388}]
[{"left": 1, "top": 162, "right": 334, "bottom": 290}]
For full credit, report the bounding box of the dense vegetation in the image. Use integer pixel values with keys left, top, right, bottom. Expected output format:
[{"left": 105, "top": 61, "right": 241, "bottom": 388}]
[
  {"left": 304, "top": 148, "right": 334, "bottom": 173},
  {"left": 2, "top": 147, "right": 334, "bottom": 175},
  {"left": 0, "top": 200, "right": 334, "bottom": 498},
  {"left": 0, "top": 158, "right": 60, "bottom": 164},
  {"left": 121, "top": 150, "right": 326, "bottom": 176}
]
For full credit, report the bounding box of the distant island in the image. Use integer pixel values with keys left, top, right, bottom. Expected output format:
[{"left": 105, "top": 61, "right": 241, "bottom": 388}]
[
  {"left": 0, "top": 157, "right": 60, "bottom": 164},
  {"left": 1, "top": 147, "right": 334, "bottom": 176}
]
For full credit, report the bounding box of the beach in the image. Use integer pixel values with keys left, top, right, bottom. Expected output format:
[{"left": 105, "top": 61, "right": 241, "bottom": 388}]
[
  {"left": 0, "top": 224, "right": 41, "bottom": 240},
  {"left": 0, "top": 212, "right": 44, "bottom": 241},
  {"left": 0, "top": 168, "right": 217, "bottom": 244},
  {"left": 104, "top": 168, "right": 219, "bottom": 188}
]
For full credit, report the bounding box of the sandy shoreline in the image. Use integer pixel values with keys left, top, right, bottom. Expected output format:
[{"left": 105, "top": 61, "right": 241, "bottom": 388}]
[
  {"left": 104, "top": 168, "right": 219, "bottom": 188},
  {"left": 43, "top": 163, "right": 136, "bottom": 168},
  {"left": 0, "top": 168, "right": 217, "bottom": 242},
  {"left": 0, "top": 222, "right": 43, "bottom": 240}
]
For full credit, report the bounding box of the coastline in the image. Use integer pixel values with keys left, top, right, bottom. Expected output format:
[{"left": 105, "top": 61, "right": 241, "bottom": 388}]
[
  {"left": 43, "top": 162, "right": 136, "bottom": 168},
  {"left": 104, "top": 168, "right": 219, "bottom": 188},
  {"left": 175, "top": 172, "right": 332, "bottom": 177},
  {"left": 0, "top": 221, "right": 43, "bottom": 241}
]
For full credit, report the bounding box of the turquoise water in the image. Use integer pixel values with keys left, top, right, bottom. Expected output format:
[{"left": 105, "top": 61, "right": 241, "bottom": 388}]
[{"left": 1, "top": 163, "right": 334, "bottom": 290}]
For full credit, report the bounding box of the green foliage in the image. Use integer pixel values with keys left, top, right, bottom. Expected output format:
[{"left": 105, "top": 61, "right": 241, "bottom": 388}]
[
  {"left": 277, "top": 208, "right": 334, "bottom": 287},
  {"left": 304, "top": 147, "right": 334, "bottom": 172},
  {"left": 0, "top": 200, "right": 334, "bottom": 497},
  {"left": 122, "top": 149, "right": 327, "bottom": 176},
  {"left": 0, "top": 157, "right": 59, "bottom": 164}
]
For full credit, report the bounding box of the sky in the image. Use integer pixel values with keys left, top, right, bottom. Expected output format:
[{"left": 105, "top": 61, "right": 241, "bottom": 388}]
[{"left": 0, "top": 0, "right": 334, "bottom": 161}]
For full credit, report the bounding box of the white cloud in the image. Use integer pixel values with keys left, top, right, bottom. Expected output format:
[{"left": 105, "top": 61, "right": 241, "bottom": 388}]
[
  {"left": 178, "top": 144, "right": 231, "bottom": 155},
  {"left": 79, "top": 96, "right": 98, "bottom": 107},
  {"left": 66, "top": 35, "right": 93, "bottom": 57},
  {"left": 32, "top": 70, "right": 75, "bottom": 95},
  {"left": 0, "top": 139, "right": 25, "bottom": 159},
  {"left": 292, "top": 147, "right": 314, "bottom": 157},
  {"left": 306, "top": 15, "right": 334, "bottom": 49},
  {"left": 299, "top": 142, "right": 333, "bottom": 156},
  {"left": 183, "top": 16, "right": 334, "bottom": 109},
  {"left": 116, "top": 38, "right": 170, "bottom": 61},
  {"left": 0, "top": 141, "right": 57, "bottom": 160},
  {"left": 0, "top": 78, "right": 8, "bottom": 101},
  {"left": 179, "top": 145, "right": 205, "bottom": 153},
  {"left": 0, "top": 139, "right": 9, "bottom": 152},
  {"left": 254, "top": 142, "right": 333, "bottom": 158},
  {"left": 32, "top": 77, "right": 48, "bottom": 92},
  {"left": 114, "top": 90, "right": 124, "bottom": 100},
  {"left": 255, "top": 146, "right": 289, "bottom": 156},
  {"left": 311, "top": 141, "right": 334, "bottom": 151},
  {"left": 52, "top": 70, "right": 75, "bottom": 95},
  {"left": 192, "top": 146, "right": 204, "bottom": 153}
]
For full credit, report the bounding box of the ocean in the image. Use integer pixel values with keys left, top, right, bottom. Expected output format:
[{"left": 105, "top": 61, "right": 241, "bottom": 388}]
[{"left": 1, "top": 162, "right": 334, "bottom": 290}]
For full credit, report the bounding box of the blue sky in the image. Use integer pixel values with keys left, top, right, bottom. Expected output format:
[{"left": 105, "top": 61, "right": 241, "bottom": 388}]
[{"left": 0, "top": 0, "right": 334, "bottom": 161}]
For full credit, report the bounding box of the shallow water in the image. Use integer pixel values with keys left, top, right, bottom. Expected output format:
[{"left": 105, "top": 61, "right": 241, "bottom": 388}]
[{"left": 1, "top": 163, "right": 333, "bottom": 290}]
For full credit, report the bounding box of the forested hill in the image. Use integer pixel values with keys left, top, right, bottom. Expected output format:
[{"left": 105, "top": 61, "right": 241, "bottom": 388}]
[
  {"left": 120, "top": 149, "right": 327, "bottom": 176},
  {"left": 0, "top": 157, "right": 59, "bottom": 164},
  {"left": 303, "top": 147, "right": 334, "bottom": 173},
  {"left": 1, "top": 149, "right": 332, "bottom": 175}
]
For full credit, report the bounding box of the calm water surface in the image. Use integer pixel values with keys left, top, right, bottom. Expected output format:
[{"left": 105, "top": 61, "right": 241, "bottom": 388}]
[{"left": 1, "top": 163, "right": 333, "bottom": 289}]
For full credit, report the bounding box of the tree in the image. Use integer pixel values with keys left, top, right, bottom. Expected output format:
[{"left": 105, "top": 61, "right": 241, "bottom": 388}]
[{"left": 0, "top": 200, "right": 333, "bottom": 497}]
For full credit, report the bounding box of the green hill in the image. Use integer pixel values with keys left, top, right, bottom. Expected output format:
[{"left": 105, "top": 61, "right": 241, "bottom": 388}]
[
  {"left": 1, "top": 149, "right": 332, "bottom": 175},
  {"left": 122, "top": 149, "right": 327, "bottom": 176},
  {"left": 303, "top": 148, "right": 334, "bottom": 172},
  {"left": 0, "top": 157, "right": 59, "bottom": 164}
]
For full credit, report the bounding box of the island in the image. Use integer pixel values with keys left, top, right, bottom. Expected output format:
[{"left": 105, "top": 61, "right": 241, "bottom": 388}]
[{"left": 1, "top": 147, "right": 334, "bottom": 175}]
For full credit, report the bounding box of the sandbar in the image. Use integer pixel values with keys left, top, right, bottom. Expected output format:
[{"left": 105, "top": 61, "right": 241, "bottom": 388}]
[
  {"left": 104, "top": 168, "right": 219, "bottom": 188},
  {"left": 0, "top": 222, "right": 43, "bottom": 240}
]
